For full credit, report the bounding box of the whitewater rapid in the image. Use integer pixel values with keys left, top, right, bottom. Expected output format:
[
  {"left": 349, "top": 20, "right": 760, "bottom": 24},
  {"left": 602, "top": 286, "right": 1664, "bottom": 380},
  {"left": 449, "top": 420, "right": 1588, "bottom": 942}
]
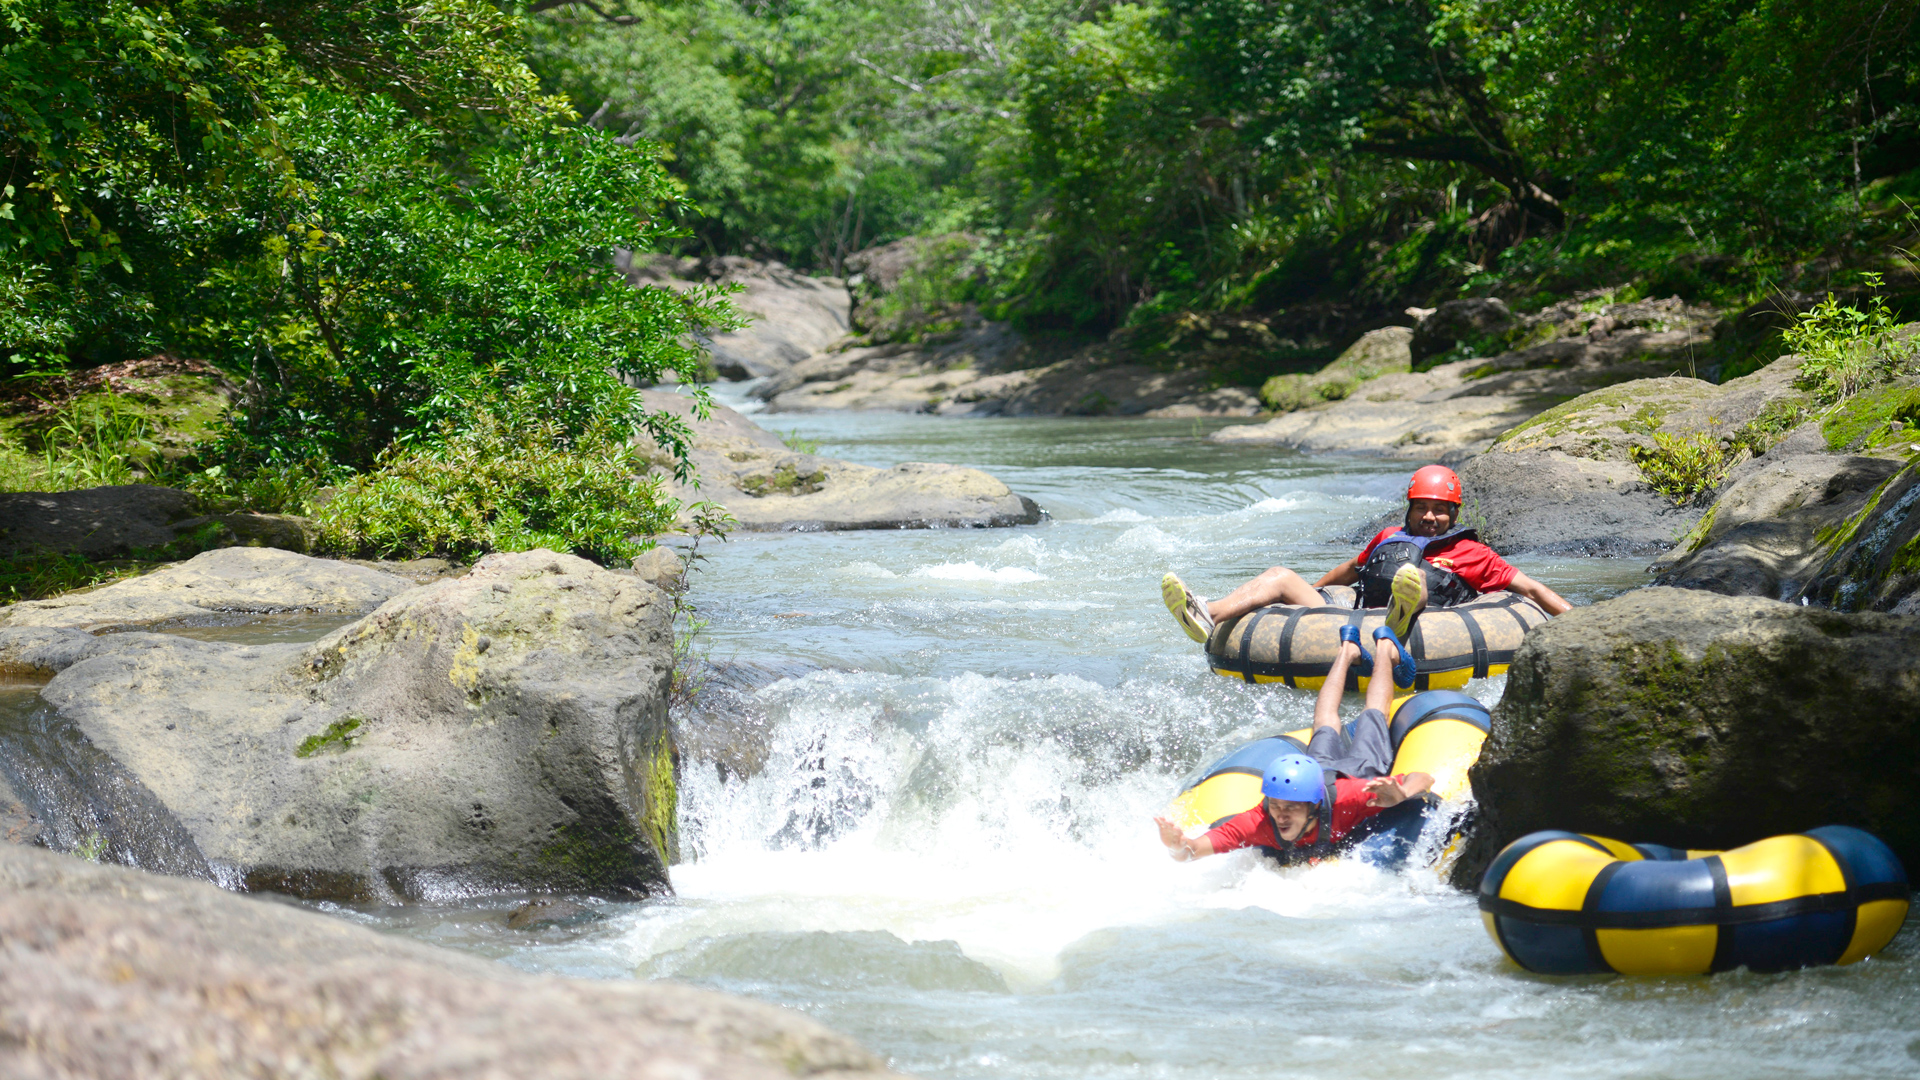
[{"left": 362, "top": 402, "right": 1919, "bottom": 1080}]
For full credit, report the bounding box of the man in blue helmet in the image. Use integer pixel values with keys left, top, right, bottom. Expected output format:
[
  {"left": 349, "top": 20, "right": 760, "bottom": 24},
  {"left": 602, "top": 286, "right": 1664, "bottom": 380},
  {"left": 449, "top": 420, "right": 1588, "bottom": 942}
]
[{"left": 1154, "top": 631, "right": 1434, "bottom": 864}]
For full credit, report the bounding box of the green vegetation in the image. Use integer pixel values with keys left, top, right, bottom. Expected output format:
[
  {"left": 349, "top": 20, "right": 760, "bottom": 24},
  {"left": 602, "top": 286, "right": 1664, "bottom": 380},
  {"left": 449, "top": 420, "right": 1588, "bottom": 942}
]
[
  {"left": 1787, "top": 276, "right": 1920, "bottom": 405},
  {"left": 7, "top": 0, "right": 1920, "bottom": 575},
  {"left": 780, "top": 431, "right": 823, "bottom": 455},
  {"left": 312, "top": 415, "right": 676, "bottom": 565},
  {"left": 1, "top": 0, "right": 735, "bottom": 564},
  {"left": 296, "top": 717, "right": 364, "bottom": 758},
  {"left": 1629, "top": 432, "right": 1734, "bottom": 505},
  {"left": 523, "top": 0, "right": 1920, "bottom": 389}
]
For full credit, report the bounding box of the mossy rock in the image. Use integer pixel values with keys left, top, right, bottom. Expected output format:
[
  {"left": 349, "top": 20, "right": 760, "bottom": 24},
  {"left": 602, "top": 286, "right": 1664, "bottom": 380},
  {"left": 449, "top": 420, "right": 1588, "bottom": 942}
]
[
  {"left": 1801, "top": 458, "right": 1920, "bottom": 611},
  {"left": 1259, "top": 326, "right": 1411, "bottom": 412},
  {"left": 1820, "top": 377, "right": 1920, "bottom": 452},
  {"left": 1453, "top": 588, "right": 1920, "bottom": 889},
  {"left": 1494, "top": 376, "right": 1719, "bottom": 453}
]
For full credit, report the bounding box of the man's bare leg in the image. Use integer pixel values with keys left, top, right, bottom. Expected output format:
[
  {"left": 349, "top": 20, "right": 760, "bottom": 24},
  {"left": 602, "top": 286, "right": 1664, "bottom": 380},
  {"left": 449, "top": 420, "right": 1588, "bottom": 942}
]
[
  {"left": 1365, "top": 636, "right": 1399, "bottom": 715},
  {"left": 1208, "top": 566, "right": 1323, "bottom": 623},
  {"left": 1312, "top": 640, "right": 1361, "bottom": 733}
]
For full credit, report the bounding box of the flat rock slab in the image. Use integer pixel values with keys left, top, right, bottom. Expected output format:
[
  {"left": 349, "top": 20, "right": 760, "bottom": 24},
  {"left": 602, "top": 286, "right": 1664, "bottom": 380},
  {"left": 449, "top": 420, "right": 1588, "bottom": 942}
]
[
  {"left": 757, "top": 325, "right": 1262, "bottom": 418},
  {"left": 1209, "top": 325, "right": 1714, "bottom": 459},
  {"left": 0, "top": 844, "right": 899, "bottom": 1080},
  {"left": 1452, "top": 588, "right": 1920, "bottom": 888},
  {"left": 0, "top": 484, "right": 203, "bottom": 558},
  {"left": 0, "top": 551, "right": 678, "bottom": 902},
  {"left": 642, "top": 390, "right": 1041, "bottom": 531},
  {"left": 0, "top": 546, "right": 414, "bottom": 632}
]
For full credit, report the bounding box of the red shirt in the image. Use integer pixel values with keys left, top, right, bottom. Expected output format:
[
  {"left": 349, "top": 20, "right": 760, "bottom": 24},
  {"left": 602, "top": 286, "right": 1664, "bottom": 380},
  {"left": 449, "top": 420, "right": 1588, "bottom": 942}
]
[
  {"left": 1203, "top": 777, "right": 1405, "bottom": 853},
  {"left": 1357, "top": 527, "right": 1517, "bottom": 594}
]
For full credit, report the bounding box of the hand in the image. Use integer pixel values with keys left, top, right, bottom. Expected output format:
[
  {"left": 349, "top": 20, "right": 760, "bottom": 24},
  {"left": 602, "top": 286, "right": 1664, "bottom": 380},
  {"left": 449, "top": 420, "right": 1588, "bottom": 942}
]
[
  {"left": 1364, "top": 772, "right": 1433, "bottom": 807},
  {"left": 1153, "top": 815, "right": 1186, "bottom": 848},
  {"left": 1363, "top": 776, "right": 1410, "bottom": 808}
]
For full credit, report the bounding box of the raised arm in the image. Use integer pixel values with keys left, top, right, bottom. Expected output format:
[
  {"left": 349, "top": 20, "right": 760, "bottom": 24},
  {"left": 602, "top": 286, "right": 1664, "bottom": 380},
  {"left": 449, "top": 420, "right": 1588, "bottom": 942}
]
[
  {"left": 1507, "top": 572, "right": 1572, "bottom": 616},
  {"left": 1155, "top": 816, "right": 1217, "bottom": 861}
]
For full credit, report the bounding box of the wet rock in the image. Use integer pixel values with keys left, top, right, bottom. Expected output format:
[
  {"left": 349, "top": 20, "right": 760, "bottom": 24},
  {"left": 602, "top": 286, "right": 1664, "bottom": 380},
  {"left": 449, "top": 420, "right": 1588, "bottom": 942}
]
[
  {"left": 641, "top": 390, "right": 1042, "bottom": 530},
  {"left": 623, "top": 253, "right": 851, "bottom": 380},
  {"left": 1451, "top": 588, "right": 1920, "bottom": 889},
  {"left": 1410, "top": 297, "right": 1512, "bottom": 365},
  {"left": 0, "top": 484, "right": 204, "bottom": 559},
  {"left": 1651, "top": 453, "right": 1903, "bottom": 598},
  {"left": 0, "top": 844, "right": 900, "bottom": 1079},
  {"left": 0, "top": 550, "right": 679, "bottom": 902},
  {"left": 1798, "top": 458, "right": 1920, "bottom": 611},
  {"left": 0, "top": 547, "right": 414, "bottom": 633},
  {"left": 0, "top": 769, "right": 36, "bottom": 844},
  {"left": 506, "top": 897, "right": 597, "bottom": 930}
]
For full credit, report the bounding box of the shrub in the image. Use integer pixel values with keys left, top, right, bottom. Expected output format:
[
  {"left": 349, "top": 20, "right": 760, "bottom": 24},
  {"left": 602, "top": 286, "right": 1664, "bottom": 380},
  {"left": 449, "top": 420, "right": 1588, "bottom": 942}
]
[
  {"left": 313, "top": 415, "right": 679, "bottom": 565},
  {"left": 1784, "top": 275, "right": 1919, "bottom": 405},
  {"left": 1628, "top": 431, "right": 1734, "bottom": 505}
]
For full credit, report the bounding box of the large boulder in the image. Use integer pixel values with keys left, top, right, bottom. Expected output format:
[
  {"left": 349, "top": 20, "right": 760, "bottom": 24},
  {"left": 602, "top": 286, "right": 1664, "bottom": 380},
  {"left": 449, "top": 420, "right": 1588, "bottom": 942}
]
[
  {"left": 641, "top": 389, "right": 1042, "bottom": 530},
  {"left": 1258, "top": 326, "right": 1413, "bottom": 412},
  {"left": 0, "top": 546, "right": 413, "bottom": 632},
  {"left": 0, "top": 550, "right": 679, "bottom": 902},
  {"left": 1451, "top": 588, "right": 1920, "bottom": 889},
  {"left": 623, "top": 254, "right": 852, "bottom": 380},
  {"left": 1651, "top": 451, "right": 1903, "bottom": 599},
  {"left": 1457, "top": 355, "right": 1823, "bottom": 555},
  {"left": 0, "top": 844, "right": 899, "bottom": 1080}
]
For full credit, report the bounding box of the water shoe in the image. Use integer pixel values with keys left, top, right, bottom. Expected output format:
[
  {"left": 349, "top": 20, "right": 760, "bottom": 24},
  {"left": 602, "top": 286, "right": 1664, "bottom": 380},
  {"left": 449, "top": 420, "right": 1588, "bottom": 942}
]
[
  {"left": 1337, "top": 623, "right": 1374, "bottom": 669},
  {"left": 1372, "top": 625, "right": 1418, "bottom": 689},
  {"left": 1385, "top": 562, "right": 1428, "bottom": 642},
  {"left": 1161, "top": 573, "right": 1216, "bottom": 643}
]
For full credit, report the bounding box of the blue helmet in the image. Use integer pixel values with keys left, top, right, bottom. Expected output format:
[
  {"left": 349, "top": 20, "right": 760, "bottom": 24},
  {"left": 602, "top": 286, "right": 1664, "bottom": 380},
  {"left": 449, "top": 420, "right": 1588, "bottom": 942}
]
[{"left": 1262, "top": 753, "right": 1325, "bottom": 804}]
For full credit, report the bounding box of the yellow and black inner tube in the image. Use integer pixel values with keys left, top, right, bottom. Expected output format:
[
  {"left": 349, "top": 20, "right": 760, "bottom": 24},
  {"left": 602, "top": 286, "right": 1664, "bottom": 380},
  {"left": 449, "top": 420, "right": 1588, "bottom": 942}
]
[
  {"left": 1204, "top": 585, "right": 1548, "bottom": 692},
  {"left": 1166, "top": 690, "right": 1492, "bottom": 833},
  {"left": 1479, "top": 826, "right": 1910, "bottom": 975}
]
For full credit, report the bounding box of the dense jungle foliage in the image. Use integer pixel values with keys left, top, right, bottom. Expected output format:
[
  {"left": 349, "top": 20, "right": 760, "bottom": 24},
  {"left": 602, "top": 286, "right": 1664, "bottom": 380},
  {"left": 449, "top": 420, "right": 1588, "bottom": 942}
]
[
  {"left": 4, "top": 0, "right": 1919, "bottom": 565},
  {"left": 529, "top": 0, "right": 1920, "bottom": 342},
  {"left": 0, "top": 0, "right": 731, "bottom": 563}
]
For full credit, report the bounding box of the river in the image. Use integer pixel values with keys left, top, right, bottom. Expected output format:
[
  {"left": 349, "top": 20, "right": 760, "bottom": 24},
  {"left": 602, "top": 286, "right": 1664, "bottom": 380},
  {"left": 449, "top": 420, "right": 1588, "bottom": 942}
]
[{"left": 354, "top": 395, "right": 1919, "bottom": 1079}]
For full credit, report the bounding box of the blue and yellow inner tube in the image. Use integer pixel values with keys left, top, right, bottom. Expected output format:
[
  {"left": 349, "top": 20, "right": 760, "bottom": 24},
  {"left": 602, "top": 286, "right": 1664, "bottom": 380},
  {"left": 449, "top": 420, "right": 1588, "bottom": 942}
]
[
  {"left": 1479, "top": 826, "right": 1910, "bottom": 975},
  {"left": 1166, "top": 690, "right": 1492, "bottom": 838}
]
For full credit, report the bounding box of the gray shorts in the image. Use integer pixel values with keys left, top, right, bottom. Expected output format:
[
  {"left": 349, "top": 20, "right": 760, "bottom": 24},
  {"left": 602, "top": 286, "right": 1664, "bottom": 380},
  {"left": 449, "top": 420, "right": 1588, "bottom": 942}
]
[{"left": 1305, "top": 707, "right": 1395, "bottom": 779}]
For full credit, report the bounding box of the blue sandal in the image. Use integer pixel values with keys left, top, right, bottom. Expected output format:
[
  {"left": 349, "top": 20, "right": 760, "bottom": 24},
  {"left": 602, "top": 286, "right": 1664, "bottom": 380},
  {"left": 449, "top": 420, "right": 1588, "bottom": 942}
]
[
  {"left": 1372, "top": 625, "right": 1418, "bottom": 689},
  {"left": 1337, "top": 624, "right": 1375, "bottom": 669}
]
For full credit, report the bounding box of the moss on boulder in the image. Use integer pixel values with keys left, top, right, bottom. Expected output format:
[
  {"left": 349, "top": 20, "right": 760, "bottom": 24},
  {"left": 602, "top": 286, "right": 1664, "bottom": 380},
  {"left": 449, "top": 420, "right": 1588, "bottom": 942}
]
[
  {"left": 1259, "top": 326, "right": 1413, "bottom": 412},
  {"left": 1451, "top": 587, "right": 1920, "bottom": 889}
]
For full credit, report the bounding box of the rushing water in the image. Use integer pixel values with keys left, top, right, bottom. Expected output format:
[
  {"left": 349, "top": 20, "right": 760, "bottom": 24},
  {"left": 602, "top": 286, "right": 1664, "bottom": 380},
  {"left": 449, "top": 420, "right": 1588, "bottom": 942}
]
[{"left": 355, "top": 393, "right": 1920, "bottom": 1080}]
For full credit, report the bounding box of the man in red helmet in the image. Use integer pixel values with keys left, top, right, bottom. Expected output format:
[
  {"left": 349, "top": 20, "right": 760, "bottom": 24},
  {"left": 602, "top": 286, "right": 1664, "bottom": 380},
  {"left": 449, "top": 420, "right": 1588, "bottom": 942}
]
[{"left": 1161, "top": 464, "right": 1570, "bottom": 652}]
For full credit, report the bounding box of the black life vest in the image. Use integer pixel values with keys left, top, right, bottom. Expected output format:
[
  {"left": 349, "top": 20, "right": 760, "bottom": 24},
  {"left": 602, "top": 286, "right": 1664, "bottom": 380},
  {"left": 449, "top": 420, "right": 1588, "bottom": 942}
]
[
  {"left": 1358, "top": 526, "right": 1482, "bottom": 609},
  {"left": 1258, "top": 767, "right": 1342, "bottom": 866}
]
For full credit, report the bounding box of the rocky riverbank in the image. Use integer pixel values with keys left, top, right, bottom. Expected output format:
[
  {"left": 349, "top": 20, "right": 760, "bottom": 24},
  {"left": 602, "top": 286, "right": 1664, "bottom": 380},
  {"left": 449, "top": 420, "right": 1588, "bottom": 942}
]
[{"left": 0, "top": 843, "right": 900, "bottom": 1079}]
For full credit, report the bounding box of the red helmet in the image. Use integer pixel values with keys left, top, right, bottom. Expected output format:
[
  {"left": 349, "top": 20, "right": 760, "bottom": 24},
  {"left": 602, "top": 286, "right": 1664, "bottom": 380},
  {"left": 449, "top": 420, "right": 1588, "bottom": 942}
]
[{"left": 1407, "top": 464, "right": 1462, "bottom": 504}]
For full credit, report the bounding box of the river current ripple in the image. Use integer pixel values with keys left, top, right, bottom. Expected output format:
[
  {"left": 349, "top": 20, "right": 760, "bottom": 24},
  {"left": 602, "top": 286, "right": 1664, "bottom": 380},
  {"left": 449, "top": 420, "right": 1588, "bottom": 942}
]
[{"left": 363, "top": 396, "right": 1920, "bottom": 1080}]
